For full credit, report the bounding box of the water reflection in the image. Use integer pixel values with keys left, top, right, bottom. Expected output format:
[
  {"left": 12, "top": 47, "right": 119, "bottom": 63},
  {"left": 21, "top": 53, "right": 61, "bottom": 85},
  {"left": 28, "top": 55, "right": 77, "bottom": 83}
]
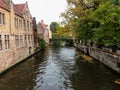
[
  {"left": 0, "top": 57, "right": 36, "bottom": 90},
  {"left": 33, "top": 47, "right": 75, "bottom": 90},
  {"left": 0, "top": 47, "right": 120, "bottom": 90},
  {"left": 70, "top": 51, "right": 120, "bottom": 90}
]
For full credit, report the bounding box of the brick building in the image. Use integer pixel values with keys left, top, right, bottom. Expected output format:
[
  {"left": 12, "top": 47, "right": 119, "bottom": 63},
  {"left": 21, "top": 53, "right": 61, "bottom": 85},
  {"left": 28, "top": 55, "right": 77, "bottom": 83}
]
[
  {"left": 32, "top": 17, "right": 39, "bottom": 49},
  {"left": 0, "top": 0, "right": 34, "bottom": 73},
  {"left": 37, "top": 20, "right": 50, "bottom": 44}
]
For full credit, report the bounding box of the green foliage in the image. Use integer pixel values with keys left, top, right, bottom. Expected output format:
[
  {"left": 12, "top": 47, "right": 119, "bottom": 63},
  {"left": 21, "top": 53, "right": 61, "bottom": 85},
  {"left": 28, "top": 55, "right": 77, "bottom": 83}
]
[
  {"left": 89, "top": 1, "right": 120, "bottom": 46},
  {"left": 56, "top": 26, "right": 71, "bottom": 39},
  {"left": 54, "top": 41, "right": 62, "bottom": 47},
  {"left": 49, "top": 21, "right": 71, "bottom": 40},
  {"left": 61, "top": 0, "right": 95, "bottom": 43},
  {"left": 49, "top": 22, "right": 60, "bottom": 32},
  {"left": 112, "top": 0, "right": 120, "bottom": 5},
  {"left": 62, "top": 0, "right": 120, "bottom": 48},
  {"left": 39, "top": 38, "right": 46, "bottom": 49},
  {"left": 65, "top": 39, "right": 73, "bottom": 46}
]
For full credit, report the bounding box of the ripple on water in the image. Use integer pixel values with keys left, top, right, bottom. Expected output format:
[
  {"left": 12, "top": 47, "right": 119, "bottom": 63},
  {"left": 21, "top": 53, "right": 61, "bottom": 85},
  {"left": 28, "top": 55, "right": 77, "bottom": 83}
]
[{"left": 0, "top": 47, "right": 120, "bottom": 90}]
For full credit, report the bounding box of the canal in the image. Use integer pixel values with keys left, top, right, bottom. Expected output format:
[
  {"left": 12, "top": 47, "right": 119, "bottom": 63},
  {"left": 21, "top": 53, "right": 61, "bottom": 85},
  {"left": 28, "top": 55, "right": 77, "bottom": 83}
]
[{"left": 0, "top": 47, "right": 120, "bottom": 90}]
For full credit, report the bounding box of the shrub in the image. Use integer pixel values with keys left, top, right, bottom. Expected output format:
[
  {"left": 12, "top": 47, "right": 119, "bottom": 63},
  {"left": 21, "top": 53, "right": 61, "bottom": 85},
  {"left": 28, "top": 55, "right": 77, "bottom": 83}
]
[{"left": 39, "top": 38, "right": 46, "bottom": 49}]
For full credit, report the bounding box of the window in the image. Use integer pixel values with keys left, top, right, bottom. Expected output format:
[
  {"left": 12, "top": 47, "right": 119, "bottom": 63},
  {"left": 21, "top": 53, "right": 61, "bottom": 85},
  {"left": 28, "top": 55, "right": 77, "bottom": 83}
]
[
  {"left": 5, "top": 35, "right": 9, "bottom": 49},
  {"left": 0, "top": 35, "right": 2, "bottom": 50},
  {"left": 15, "top": 18, "right": 18, "bottom": 29},
  {"left": 30, "top": 22, "right": 32, "bottom": 31},
  {"left": 24, "top": 20, "right": 26, "bottom": 30},
  {"left": 31, "top": 35, "right": 33, "bottom": 45},
  {"left": 27, "top": 21, "right": 29, "bottom": 31},
  {"left": 28, "top": 35, "right": 30, "bottom": 44},
  {"left": 19, "top": 20, "right": 22, "bottom": 29},
  {"left": 15, "top": 35, "right": 19, "bottom": 47},
  {"left": 20, "top": 35, "right": 23, "bottom": 46},
  {"left": 24, "top": 35, "right": 27, "bottom": 46},
  {"left": 0, "top": 12, "right": 5, "bottom": 25}
]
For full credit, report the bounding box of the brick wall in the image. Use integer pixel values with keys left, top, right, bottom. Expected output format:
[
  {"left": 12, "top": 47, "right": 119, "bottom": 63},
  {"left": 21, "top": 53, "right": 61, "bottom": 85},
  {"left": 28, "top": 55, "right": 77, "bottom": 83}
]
[{"left": 0, "top": 1, "right": 35, "bottom": 73}]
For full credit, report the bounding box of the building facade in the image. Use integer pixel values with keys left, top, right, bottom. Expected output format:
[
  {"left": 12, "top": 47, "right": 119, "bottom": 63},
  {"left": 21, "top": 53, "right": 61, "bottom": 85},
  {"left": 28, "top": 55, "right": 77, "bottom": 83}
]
[
  {"left": 32, "top": 17, "right": 39, "bottom": 49},
  {"left": 37, "top": 20, "right": 50, "bottom": 44},
  {"left": 0, "top": 0, "right": 34, "bottom": 73}
]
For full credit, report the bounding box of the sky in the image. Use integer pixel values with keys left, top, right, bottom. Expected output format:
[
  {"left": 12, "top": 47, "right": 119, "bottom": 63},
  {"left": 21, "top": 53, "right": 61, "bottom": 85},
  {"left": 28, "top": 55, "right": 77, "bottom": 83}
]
[{"left": 12, "top": 0, "right": 67, "bottom": 25}]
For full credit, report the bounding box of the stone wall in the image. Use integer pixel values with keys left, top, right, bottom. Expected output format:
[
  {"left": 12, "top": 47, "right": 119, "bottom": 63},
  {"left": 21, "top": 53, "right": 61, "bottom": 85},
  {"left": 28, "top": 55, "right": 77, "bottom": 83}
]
[{"left": 75, "top": 44, "right": 120, "bottom": 74}]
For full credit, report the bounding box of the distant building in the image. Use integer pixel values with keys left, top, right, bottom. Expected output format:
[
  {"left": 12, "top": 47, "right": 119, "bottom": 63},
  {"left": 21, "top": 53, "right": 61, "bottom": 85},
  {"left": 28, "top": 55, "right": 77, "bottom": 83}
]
[
  {"left": 37, "top": 20, "right": 50, "bottom": 44},
  {"left": 32, "top": 17, "right": 39, "bottom": 49},
  {"left": 49, "top": 28, "right": 52, "bottom": 39},
  {"left": 0, "top": 0, "right": 34, "bottom": 73}
]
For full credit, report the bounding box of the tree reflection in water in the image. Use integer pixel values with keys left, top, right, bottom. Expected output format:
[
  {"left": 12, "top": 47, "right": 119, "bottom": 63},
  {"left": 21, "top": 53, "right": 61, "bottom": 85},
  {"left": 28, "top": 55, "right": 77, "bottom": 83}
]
[{"left": 0, "top": 47, "right": 120, "bottom": 90}]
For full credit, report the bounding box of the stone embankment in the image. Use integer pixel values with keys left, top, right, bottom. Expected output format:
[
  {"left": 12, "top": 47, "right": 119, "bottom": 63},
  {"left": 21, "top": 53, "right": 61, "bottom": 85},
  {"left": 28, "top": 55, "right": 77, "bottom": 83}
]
[
  {"left": 0, "top": 49, "right": 40, "bottom": 74},
  {"left": 74, "top": 44, "right": 120, "bottom": 74}
]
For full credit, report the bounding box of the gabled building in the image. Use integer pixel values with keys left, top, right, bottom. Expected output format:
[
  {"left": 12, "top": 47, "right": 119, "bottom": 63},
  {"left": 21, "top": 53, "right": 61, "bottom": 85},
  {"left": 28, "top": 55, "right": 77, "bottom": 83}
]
[
  {"left": 37, "top": 20, "right": 49, "bottom": 44},
  {"left": 0, "top": 0, "right": 34, "bottom": 73}
]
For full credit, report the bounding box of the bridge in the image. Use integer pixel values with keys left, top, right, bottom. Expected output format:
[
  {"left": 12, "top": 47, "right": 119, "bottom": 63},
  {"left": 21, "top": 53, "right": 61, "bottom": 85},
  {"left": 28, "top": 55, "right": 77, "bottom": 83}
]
[{"left": 49, "top": 38, "right": 73, "bottom": 46}]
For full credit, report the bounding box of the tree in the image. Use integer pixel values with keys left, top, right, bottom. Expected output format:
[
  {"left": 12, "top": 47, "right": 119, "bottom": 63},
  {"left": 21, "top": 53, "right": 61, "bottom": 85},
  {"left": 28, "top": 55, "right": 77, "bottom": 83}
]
[
  {"left": 49, "top": 22, "right": 60, "bottom": 32},
  {"left": 61, "top": 0, "right": 120, "bottom": 52},
  {"left": 61, "top": 0, "right": 95, "bottom": 44},
  {"left": 89, "top": 0, "right": 120, "bottom": 52},
  {"left": 56, "top": 25, "right": 72, "bottom": 39},
  {"left": 112, "top": 0, "right": 120, "bottom": 5}
]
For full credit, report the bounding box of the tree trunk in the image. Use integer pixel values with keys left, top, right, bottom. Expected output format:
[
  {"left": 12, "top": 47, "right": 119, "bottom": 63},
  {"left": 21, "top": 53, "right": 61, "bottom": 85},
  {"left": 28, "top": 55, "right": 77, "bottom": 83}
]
[
  {"left": 112, "top": 45, "right": 117, "bottom": 53},
  {"left": 90, "top": 41, "right": 93, "bottom": 47},
  {"left": 97, "top": 39, "right": 103, "bottom": 49},
  {"left": 97, "top": 44, "right": 102, "bottom": 49}
]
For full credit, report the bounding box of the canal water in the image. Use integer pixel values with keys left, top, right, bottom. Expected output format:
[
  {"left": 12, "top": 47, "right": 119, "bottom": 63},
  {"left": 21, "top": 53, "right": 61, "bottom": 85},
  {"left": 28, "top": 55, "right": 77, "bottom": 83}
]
[{"left": 0, "top": 47, "right": 120, "bottom": 90}]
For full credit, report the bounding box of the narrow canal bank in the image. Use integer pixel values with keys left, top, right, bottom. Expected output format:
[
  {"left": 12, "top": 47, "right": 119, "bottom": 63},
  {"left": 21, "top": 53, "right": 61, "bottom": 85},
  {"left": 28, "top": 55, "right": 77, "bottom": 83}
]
[
  {"left": 74, "top": 44, "right": 120, "bottom": 74},
  {"left": 0, "top": 46, "right": 120, "bottom": 90}
]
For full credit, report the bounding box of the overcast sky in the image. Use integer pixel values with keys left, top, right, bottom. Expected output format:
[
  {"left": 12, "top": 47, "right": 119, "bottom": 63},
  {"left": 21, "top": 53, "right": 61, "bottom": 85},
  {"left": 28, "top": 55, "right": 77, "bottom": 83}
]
[{"left": 12, "top": 0, "right": 67, "bottom": 25}]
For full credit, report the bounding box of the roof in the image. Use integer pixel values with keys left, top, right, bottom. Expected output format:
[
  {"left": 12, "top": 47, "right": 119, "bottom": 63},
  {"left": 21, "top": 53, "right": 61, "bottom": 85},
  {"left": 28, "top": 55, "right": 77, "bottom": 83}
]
[
  {"left": 14, "top": 4, "right": 23, "bottom": 17},
  {"left": 0, "top": 1, "right": 32, "bottom": 18},
  {"left": 0, "top": 0, "right": 10, "bottom": 11},
  {"left": 14, "top": 2, "right": 31, "bottom": 18},
  {"left": 0, "top": 0, "right": 24, "bottom": 17},
  {"left": 14, "top": 3, "right": 25, "bottom": 13},
  {"left": 38, "top": 22, "right": 48, "bottom": 29}
]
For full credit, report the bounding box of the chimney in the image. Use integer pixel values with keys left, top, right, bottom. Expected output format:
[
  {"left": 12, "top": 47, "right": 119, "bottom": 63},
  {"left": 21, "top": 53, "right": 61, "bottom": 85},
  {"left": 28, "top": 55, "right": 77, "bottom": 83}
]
[{"left": 41, "top": 20, "right": 44, "bottom": 23}]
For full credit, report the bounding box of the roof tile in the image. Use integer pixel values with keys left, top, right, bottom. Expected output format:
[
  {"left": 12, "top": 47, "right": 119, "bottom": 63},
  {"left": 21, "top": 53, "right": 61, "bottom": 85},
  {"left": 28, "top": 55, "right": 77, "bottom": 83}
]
[
  {"left": 0, "top": 0, "right": 9, "bottom": 11},
  {"left": 14, "top": 4, "right": 22, "bottom": 17},
  {"left": 14, "top": 4, "right": 25, "bottom": 13}
]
